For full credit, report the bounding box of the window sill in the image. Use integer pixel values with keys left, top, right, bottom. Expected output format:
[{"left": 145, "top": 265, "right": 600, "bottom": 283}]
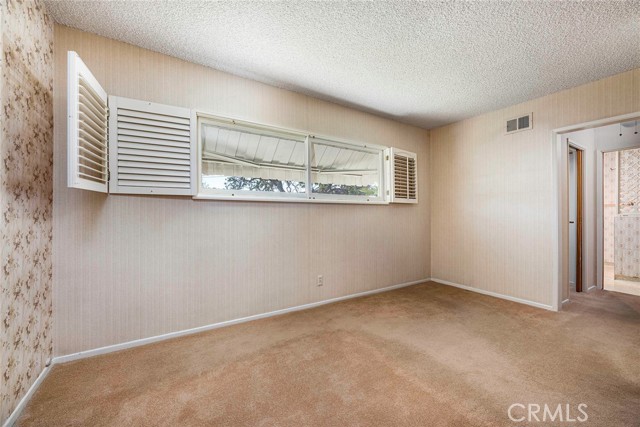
[{"left": 193, "top": 193, "right": 389, "bottom": 205}]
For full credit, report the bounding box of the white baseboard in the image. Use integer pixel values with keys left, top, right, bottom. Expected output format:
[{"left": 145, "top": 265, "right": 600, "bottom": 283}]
[
  {"left": 5, "top": 277, "right": 553, "bottom": 425},
  {"left": 2, "top": 363, "right": 52, "bottom": 427},
  {"left": 430, "top": 278, "right": 555, "bottom": 311},
  {"left": 586, "top": 285, "right": 597, "bottom": 292},
  {"left": 562, "top": 298, "right": 570, "bottom": 306},
  {"left": 4, "top": 278, "right": 429, "bottom": 425},
  {"left": 53, "top": 278, "right": 430, "bottom": 365}
]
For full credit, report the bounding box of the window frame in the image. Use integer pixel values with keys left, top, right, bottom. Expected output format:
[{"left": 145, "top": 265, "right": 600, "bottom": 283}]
[
  {"left": 307, "top": 136, "right": 386, "bottom": 203},
  {"left": 195, "top": 112, "right": 388, "bottom": 204}
]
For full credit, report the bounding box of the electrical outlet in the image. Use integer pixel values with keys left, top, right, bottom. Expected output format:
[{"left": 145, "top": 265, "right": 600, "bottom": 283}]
[{"left": 317, "top": 275, "right": 324, "bottom": 287}]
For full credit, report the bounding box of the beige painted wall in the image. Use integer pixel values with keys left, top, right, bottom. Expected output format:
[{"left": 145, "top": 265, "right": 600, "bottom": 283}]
[
  {"left": 53, "top": 26, "right": 430, "bottom": 357},
  {"left": 430, "top": 67, "right": 640, "bottom": 307}
]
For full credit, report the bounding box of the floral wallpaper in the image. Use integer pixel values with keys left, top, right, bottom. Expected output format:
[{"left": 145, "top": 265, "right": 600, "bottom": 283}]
[
  {"left": 618, "top": 148, "right": 640, "bottom": 215},
  {"left": 603, "top": 149, "right": 640, "bottom": 264},
  {"left": 603, "top": 151, "right": 617, "bottom": 264},
  {"left": 614, "top": 215, "right": 640, "bottom": 280},
  {"left": 614, "top": 148, "right": 640, "bottom": 281},
  {"left": 0, "top": 0, "right": 53, "bottom": 423}
]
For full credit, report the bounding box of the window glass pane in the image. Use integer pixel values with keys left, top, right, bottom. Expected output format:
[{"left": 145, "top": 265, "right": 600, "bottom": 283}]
[
  {"left": 201, "top": 121, "right": 306, "bottom": 194},
  {"left": 311, "top": 140, "right": 381, "bottom": 197}
]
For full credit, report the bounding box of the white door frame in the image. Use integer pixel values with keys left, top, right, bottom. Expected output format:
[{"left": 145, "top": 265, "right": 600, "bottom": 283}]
[{"left": 551, "top": 111, "right": 640, "bottom": 311}]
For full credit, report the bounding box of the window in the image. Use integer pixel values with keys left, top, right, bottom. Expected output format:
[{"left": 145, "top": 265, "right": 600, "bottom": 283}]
[
  {"left": 200, "top": 117, "right": 308, "bottom": 198},
  {"left": 198, "top": 115, "right": 385, "bottom": 203},
  {"left": 310, "top": 138, "right": 382, "bottom": 199},
  {"left": 67, "top": 51, "right": 415, "bottom": 204}
]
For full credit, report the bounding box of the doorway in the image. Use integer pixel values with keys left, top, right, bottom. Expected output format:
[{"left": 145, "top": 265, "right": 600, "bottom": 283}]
[
  {"left": 602, "top": 145, "right": 640, "bottom": 296},
  {"left": 553, "top": 111, "right": 640, "bottom": 310},
  {"left": 568, "top": 145, "right": 583, "bottom": 293}
]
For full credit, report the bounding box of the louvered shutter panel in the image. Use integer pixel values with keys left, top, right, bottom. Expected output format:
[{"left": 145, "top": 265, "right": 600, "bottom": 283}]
[
  {"left": 388, "top": 148, "right": 418, "bottom": 204},
  {"left": 67, "top": 51, "right": 109, "bottom": 192},
  {"left": 108, "top": 97, "right": 196, "bottom": 195}
]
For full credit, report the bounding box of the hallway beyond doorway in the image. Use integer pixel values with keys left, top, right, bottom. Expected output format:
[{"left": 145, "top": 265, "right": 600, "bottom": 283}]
[{"left": 604, "top": 262, "right": 640, "bottom": 296}]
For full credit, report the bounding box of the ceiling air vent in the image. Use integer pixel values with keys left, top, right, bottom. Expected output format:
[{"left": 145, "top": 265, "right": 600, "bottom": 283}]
[{"left": 506, "top": 113, "right": 532, "bottom": 134}]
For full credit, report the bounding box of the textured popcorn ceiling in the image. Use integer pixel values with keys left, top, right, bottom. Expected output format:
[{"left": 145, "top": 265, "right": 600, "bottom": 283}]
[{"left": 44, "top": 1, "right": 640, "bottom": 129}]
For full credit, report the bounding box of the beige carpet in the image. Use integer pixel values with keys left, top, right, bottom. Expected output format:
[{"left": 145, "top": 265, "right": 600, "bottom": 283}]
[{"left": 18, "top": 282, "right": 640, "bottom": 426}]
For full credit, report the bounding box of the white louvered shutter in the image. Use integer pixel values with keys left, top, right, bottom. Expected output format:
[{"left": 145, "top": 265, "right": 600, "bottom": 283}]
[
  {"left": 387, "top": 148, "right": 418, "bottom": 204},
  {"left": 108, "top": 97, "right": 196, "bottom": 195},
  {"left": 67, "top": 51, "right": 109, "bottom": 192}
]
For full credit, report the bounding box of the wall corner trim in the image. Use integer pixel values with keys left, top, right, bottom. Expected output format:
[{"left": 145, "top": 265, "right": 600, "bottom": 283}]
[
  {"left": 2, "top": 364, "right": 52, "bottom": 427},
  {"left": 430, "top": 278, "right": 556, "bottom": 311},
  {"left": 53, "top": 278, "right": 431, "bottom": 365}
]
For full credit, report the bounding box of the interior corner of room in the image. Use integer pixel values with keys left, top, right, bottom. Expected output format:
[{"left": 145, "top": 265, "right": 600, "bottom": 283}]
[{"left": 2, "top": 1, "right": 640, "bottom": 426}]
